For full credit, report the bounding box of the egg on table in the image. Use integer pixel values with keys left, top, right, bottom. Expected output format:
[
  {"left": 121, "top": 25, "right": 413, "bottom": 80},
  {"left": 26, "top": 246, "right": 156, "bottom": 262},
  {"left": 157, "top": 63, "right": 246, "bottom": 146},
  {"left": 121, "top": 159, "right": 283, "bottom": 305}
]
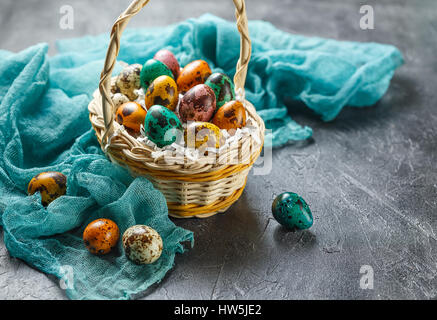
[
  {"left": 122, "top": 225, "right": 163, "bottom": 265},
  {"left": 115, "top": 64, "right": 142, "bottom": 100},
  {"left": 144, "top": 105, "right": 183, "bottom": 148},
  {"left": 116, "top": 102, "right": 148, "bottom": 134},
  {"left": 140, "top": 59, "right": 174, "bottom": 89},
  {"left": 272, "top": 192, "right": 313, "bottom": 230},
  {"left": 185, "top": 121, "right": 221, "bottom": 149},
  {"left": 212, "top": 100, "right": 246, "bottom": 130},
  {"left": 83, "top": 218, "right": 120, "bottom": 255},
  {"left": 178, "top": 84, "right": 216, "bottom": 122},
  {"left": 177, "top": 60, "right": 212, "bottom": 94},
  {"left": 28, "top": 171, "right": 67, "bottom": 206},
  {"left": 205, "top": 73, "right": 235, "bottom": 109},
  {"left": 145, "top": 75, "right": 179, "bottom": 111},
  {"left": 154, "top": 49, "right": 180, "bottom": 80}
]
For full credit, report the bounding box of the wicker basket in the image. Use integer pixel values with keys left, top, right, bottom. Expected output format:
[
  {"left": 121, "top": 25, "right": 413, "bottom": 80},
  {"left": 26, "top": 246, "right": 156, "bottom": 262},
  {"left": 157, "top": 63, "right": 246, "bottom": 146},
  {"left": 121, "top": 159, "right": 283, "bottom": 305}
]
[{"left": 88, "top": 0, "right": 265, "bottom": 218}]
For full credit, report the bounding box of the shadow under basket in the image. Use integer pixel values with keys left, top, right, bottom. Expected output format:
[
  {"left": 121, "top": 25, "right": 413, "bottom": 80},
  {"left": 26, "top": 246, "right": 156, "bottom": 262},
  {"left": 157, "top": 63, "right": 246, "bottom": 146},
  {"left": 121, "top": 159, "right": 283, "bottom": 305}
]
[{"left": 88, "top": 0, "right": 265, "bottom": 218}]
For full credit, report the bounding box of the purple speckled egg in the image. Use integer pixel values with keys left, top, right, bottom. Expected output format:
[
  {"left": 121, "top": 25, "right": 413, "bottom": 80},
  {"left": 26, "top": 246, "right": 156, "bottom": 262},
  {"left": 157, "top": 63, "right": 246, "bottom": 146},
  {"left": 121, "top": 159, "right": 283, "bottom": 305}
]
[
  {"left": 154, "top": 49, "right": 180, "bottom": 80},
  {"left": 179, "top": 84, "right": 216, "bottom": 122}
]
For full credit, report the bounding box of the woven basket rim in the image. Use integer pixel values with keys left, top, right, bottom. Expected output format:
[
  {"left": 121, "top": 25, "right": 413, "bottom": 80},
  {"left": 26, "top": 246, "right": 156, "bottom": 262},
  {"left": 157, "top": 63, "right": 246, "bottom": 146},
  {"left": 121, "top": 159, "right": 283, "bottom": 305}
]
[{"left": 88, "top": 86, "right": 265, "bottom": 177}]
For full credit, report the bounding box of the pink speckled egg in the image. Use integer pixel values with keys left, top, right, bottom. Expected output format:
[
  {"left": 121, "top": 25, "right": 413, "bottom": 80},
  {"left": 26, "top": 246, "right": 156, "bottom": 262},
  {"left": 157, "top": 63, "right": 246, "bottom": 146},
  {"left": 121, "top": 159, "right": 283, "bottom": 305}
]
[
  {"left": 154, "top": 49, "right": 180, "bottom": 80},
  {"left": 179, "top": 84, "right": 216, "bottom": 122}
]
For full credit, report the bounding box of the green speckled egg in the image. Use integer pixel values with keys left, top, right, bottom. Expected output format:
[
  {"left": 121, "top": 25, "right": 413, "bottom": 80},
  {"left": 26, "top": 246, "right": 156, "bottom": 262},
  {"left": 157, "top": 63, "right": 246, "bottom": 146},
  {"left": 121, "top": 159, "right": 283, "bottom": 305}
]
[
  {"left": 144, "top": 105, "right": 182, "bottom": 148},
  {"left": 272, "top": 192, "right": 313, "bottom": 230},
  {"left": 140, "top": 59, "right": 174, "bottom": 89},
  {"left": 205, "top": 73, "right": 235, "bottom": 109}
]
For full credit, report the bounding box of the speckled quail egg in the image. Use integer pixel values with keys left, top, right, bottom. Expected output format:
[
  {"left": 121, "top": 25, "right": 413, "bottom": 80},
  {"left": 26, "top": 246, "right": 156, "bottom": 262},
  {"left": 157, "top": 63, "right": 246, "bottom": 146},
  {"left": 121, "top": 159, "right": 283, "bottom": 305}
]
[
  {"left": 83, "top": 218, "right": 120, "bottom": 255},
  {"left": 122, "top": 225, "right": 163, "bottom": 265},
  {"left": 111, "top": 93, "right": 130, "bottom": 109},
  {"left": 28, "top": 171, "right": 67, "bottom": 206},
  {"left": 116, "top": 64, "right": 142, "bottom": 100}
]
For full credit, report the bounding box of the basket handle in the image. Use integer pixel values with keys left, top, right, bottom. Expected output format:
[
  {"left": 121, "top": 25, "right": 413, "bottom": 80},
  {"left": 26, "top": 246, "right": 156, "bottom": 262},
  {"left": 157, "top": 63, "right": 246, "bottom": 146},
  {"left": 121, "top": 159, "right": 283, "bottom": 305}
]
[{"left": 99, "top": 0, "right": 252, "bottom": 146}]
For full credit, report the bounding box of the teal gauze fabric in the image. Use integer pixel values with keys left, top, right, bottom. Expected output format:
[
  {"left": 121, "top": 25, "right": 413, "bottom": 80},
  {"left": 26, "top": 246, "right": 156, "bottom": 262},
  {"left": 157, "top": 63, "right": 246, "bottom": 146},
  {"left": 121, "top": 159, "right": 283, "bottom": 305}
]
[{"left": 0, "top": 14, "right": 402, "bottom": 299}]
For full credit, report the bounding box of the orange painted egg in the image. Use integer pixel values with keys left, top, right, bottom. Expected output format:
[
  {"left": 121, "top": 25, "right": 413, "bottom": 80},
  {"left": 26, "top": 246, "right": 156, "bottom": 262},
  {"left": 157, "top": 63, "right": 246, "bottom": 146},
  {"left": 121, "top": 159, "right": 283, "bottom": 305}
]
[
  {"left": 115, "top": 102, "right": 147, "bottom": 133},
  {"left": 28, "top": 171, "right": 67, "bottom": 206},
  {"left": 177, "top": 60, "right": 212, "bottom": 94},
  {"left": 145, "top": 75, "right": 179, "bottom": 111},
  {"left": 212, "top": 100, "right": 246, "bottom": 130},
  {"left": 83, "top": 219, "right": 120, "bottom": 255}
]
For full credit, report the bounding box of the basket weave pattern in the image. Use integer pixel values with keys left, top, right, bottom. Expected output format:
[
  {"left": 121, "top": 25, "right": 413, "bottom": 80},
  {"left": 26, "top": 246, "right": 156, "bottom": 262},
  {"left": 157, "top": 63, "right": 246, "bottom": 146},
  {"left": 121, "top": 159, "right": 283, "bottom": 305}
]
[{"left": 88, "top": 0, "right": 265, "bottom": 218}]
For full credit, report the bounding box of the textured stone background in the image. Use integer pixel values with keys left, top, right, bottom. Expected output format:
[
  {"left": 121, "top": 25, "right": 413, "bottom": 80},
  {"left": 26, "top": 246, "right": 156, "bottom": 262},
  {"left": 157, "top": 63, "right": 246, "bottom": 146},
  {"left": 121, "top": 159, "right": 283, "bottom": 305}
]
[{"left": 1, "top": 0, "right": 436, "bottom": 300}]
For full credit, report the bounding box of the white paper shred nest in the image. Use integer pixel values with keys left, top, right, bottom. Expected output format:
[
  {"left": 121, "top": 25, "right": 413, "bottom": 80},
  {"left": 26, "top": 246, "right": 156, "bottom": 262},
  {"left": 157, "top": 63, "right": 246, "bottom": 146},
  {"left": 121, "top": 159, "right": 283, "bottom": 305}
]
[{"left": 108, "top": 87, "right": 262, "bottom": 162}]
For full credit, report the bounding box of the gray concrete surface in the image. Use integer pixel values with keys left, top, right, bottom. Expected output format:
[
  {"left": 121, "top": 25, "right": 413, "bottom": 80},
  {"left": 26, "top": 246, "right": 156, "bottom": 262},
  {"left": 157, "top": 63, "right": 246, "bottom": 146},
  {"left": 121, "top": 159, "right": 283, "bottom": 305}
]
[{"left": 1, "top": 0, "right": 437, "bottom": 300}]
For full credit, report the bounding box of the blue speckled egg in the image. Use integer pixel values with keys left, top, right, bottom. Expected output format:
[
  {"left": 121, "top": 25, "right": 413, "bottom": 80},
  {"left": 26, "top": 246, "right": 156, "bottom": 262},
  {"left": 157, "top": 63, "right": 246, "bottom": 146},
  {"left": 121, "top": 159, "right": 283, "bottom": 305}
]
[
  {"left": 144, "top": 105, "right": 182, "bottom": 148},
  {"left": 272, "top": 192, "right": 313, "bottom": 230}
]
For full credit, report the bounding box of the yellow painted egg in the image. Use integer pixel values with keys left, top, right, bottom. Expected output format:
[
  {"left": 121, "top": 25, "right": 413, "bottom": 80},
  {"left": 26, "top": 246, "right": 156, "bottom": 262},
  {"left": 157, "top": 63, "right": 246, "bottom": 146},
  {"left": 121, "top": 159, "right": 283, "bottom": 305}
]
[
  {"left": 145, "top": 75, "right": 179, "bottom": 111},
  {"left": 185, "top": 122, "right": 221, "bottom": 149},
  {"left": 115, "top": 64, "right": 142, "bottom": 100},
  {"left": 28, "top": 171, "right": 67, "bottom": 206}
]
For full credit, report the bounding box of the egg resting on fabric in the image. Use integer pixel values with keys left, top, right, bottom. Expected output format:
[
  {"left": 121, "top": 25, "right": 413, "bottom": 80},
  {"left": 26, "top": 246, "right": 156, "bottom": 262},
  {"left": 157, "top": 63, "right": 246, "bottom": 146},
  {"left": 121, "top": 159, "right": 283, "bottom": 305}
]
[
  {"left": 272, "top": 192, "right": 313, "bottom": 230},
  {"left": 83, "top": 219, "right": 120, "bottom": 255},
  {"left": 122, "top": 225, "right": 163, "bottom": 265},
  {"left": 27, "top": 171, "right": 67, "bottom": 206}
]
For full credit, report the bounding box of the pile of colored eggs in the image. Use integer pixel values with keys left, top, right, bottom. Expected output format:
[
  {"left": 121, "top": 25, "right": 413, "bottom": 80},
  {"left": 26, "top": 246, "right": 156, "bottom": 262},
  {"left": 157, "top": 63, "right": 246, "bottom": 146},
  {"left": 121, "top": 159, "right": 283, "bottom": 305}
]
[
  {"left": 112, "top": 49, "right": 247, "bottom": 149},
  {"left": 27, "top": 172, "right": 163, "bottom": 265}
]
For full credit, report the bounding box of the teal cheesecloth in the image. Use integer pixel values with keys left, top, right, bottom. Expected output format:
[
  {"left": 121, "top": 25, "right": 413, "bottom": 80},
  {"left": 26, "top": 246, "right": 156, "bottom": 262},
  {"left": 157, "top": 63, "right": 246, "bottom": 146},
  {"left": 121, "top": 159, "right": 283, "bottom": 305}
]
[{"left": 0, "top": 14, "right": 403, "bottom": 300}]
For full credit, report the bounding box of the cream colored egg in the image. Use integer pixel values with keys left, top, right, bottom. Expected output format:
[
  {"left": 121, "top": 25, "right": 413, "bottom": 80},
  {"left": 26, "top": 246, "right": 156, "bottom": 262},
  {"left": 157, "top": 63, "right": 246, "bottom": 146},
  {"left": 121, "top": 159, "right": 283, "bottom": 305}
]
[
  {"left": 110, "top": 77, "right": 119, "bottom": 94},
  {"left": 116, "top": 64, "right": 142, "bottom": 100},
  {"left": 111, "top": 93, "right": 130, "bottom": 109},
  {"left": 122, "top": 225, "right": 163, "bottom": 265}
]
